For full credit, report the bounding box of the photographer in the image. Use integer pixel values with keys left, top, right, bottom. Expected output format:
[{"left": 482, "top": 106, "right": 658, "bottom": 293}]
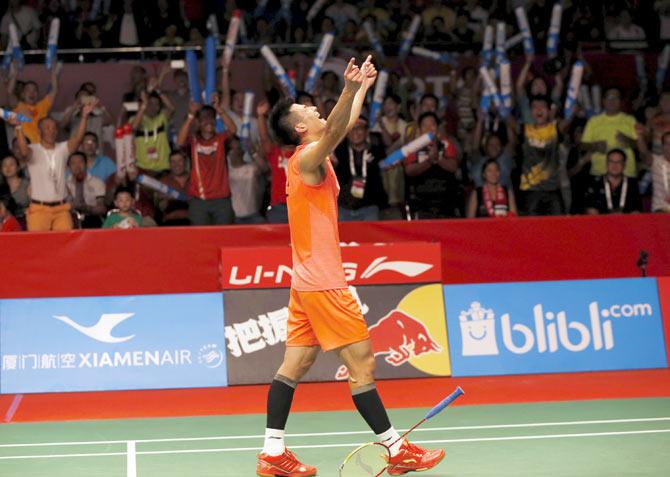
[{"left": 404, "top": 112, "right": 464, "bottom": 218}]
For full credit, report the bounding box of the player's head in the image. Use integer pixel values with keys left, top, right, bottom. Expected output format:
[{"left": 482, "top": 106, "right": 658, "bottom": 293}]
[{"left": 269, "top": 97, "right": 325, "bottom": 146}]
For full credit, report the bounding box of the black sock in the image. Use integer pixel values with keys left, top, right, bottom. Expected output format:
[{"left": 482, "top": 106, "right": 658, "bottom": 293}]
[
  {"left": 351, "top": 384, "right": 392, "bottom": 434},
  {"left": 266, "top": 374, "right": 297, "bottom": 430}
]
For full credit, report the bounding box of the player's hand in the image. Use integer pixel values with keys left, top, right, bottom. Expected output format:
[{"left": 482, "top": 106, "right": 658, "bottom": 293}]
[
  {"left": 361, "top": 55, "right": 377, "bottom": 90},
  {"left": 343, "top": 57, "right": 364, "bottom": 92}
]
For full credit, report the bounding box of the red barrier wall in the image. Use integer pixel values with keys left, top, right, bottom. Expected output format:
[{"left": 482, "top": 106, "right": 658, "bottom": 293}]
[{"left": 1, "top": 214, "right": 669, "bottom": 299}]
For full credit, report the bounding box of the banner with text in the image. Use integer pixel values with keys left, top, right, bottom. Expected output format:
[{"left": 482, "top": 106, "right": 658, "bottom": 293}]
[
  {"left": 224, "top": 284, "right": 451, "bottom": 384},
  {"left": 444, "top": 278, "right": 667, "bottom": 376},
  {"left": 0, "top": 293, "right": 228, "bottom": 393},
  {"left": 220, "top": 242, "right": 442, "bottom": 289}
]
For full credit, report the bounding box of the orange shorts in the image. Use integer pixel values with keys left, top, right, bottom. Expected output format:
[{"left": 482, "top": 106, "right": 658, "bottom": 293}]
[{"left": 287, "top": 288, "right": 370, "bottom": 352}]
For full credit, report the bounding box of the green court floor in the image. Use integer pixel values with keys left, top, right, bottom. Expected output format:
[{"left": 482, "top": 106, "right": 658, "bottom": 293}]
[{"left": 1, "top": 398, "right": 669, "bottom": 476}]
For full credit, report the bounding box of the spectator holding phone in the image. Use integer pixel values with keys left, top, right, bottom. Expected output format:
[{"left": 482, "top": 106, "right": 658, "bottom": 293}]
[{"left": 404, "top": 112, "right": 463, "bottom": 218}]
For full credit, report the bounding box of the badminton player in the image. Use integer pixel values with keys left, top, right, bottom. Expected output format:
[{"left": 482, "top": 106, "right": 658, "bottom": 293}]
[{"left": 257, "top": 56, "right": 445, "bottom": 476}]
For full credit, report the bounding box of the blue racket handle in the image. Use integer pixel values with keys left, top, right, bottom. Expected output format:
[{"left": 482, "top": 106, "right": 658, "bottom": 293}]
[{"left": 424, "top": 387, "right": 464, "bottom": 420}]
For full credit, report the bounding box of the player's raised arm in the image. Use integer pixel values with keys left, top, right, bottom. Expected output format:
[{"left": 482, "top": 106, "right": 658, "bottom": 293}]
[
  {"left": 299, "top": 58, "right": 366, "bottom": 173},
  {"left": 346, "top": 56, "right": 377, "bottom": 133}
]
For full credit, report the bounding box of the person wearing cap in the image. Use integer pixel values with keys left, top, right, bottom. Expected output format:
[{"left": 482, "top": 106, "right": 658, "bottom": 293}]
[{"left": 581, "top": 87, "right": 640, "bottom": 179}]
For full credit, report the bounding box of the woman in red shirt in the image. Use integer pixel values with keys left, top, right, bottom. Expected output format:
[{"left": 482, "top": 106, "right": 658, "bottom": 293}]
[{"left": 0, "top": 195, "right": 23, "bottom": 232}]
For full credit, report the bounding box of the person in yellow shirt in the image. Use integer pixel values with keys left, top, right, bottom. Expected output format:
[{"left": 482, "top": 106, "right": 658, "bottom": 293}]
[
  {"left": 581, "top": 88, "right": 640, "bottom": 178},
  {"left": 7, "top": 63, "right": 59, "bottom": 145}
]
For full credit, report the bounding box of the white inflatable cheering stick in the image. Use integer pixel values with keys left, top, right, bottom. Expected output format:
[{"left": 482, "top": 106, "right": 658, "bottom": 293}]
[
  {"left": 398, "top": 15, "right": 421, "bottom": 62},
  {"left": 305, "top": 32, "right": 335, "bottom": 93},
  {"left": 261, "top": 45, "right": 297, "bottom": 98},
  {"left": 514, "top": 6, "right": 534, "bottom": 56},
  {"left": 564, "top": 61, "right": 584, "bottom": 120},
  {"left": 380, "top": 133, "right": 435, "bottom": 169},
  {"left": 46, "top": 18, "right": 60, "bottom": 71},
  {"left": 411, "top": 47, "right": 455, "bottom": 66},
  {"left": 546, "top": 3, "right": 562, "bottom": 58},
  {"left": 369, "top": 69, "right": 388, "bottom": 129},
  {"left": 223, "top": 10, "right": 241, "bottom": 68}
]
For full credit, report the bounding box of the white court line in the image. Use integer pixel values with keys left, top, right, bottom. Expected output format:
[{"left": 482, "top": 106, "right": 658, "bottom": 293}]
[
  {"left": 0, "top": 429, "right": 669, "bottom": 460},
  {"left": 1, "top": 416, "right": 669, "bottom": 449},
  {"left": 126, "top": 441, "right": 136, "bottom": 477}
]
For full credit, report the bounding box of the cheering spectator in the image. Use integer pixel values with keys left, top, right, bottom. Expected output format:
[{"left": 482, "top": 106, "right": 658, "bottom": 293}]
[
  {"left": 585, "top": 148, "right": 641, "bottom": 214},
  {"left": 177, "top": 103, "right": 237, "bottom": 226},
  {"left": 376, "top": 94, "right": 408, "bottom": 216},
  {"left": 7, "top": 65, "right": 60, "bottom": 144},
  {"left": 130, "top": 90, "right": 175, "bottom": 174},
  {"left": 607, "top": 10, "right": 647, "bottom": 50},
  {"left": 404, "top": 112, "right": 463, "bottom": 219},
  {"left": 10, "top": 102, "right": 95, "bottom": 231},
  {"left": 79, "top": 132, "right": 116, "bottom": 182},
  {"left": 471, "top": 110, "right": 516, "bottom": 190},
  {"left": 581, "top": 87, "right": 639, "bottom": 179},
  {"left": 158, "top": 150, "right": 190, "bottom": 226},
  {"left": 0, "top": 194, "right": 22, "bottom": 232},
  {"left": 466, "top": 159, "right": 518, "bottom": 218},
  {"left": 103, "top": 186, "right": 142, "bottom": 229},
  {"left": 165, "top": 69, "right": 191, "bottom": 138},
  {"left": 1, "top": 154, "right": 29, "bottom": 221},
  {"left": 0, "top": 0, "right": 41, "bottom": 49},
  {"left": 58, "top": 83, "right": 114, "bottom": 143},
  {"left": 647, "top": 91, "right": 670, "bottom": 155},
  {"left": 516, "top": 56, "right": 564, "bottom": 125},
  {"left": 65, "top": 151, "right": 106, "bottom": 228},
  {"left": 516, "top": 96, "right": 570, "bottom": 216},
  {"left": 228, "top": 135, "right": 268, "bottom": 224},
  {"left": 334, "top": 116, "right": 387, "bottom": 221},
  {"left": 258, "top": 99, "right": 293, "bottom": 223},
  {"left": 640, "top": 131, "right": 670, "bottom": 213}
]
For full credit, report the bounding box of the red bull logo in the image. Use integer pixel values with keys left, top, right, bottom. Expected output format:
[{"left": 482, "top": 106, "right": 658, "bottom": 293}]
[{"left": 335, "top": 309, "right": 443, "bottom": 380}]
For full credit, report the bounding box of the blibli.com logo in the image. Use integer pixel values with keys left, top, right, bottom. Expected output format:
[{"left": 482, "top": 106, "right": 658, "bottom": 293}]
[{"left": 459, "top": 301, "right": 653, "bottom": 356}]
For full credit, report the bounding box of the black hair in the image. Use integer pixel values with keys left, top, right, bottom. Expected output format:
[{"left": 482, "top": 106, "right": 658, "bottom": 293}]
[
  {"left": 607, "top": 148, "right": 626, "bottom": 161},
  {"left": 481, "top": 158, "right": 501, "bottom": 180},
  {"left": 224, "top": 134, "right": 241, "bottom": 155},
  {"left": 196, "top": 105, "right": 217, "bottom": 120},
  {"left": 67, "top": 151, "right": 86, "bottom": 166},
  {"left": 385, "top": 93, "right": 402, "bottom": 105},
  {"left": 0, "top": 194, "right": 17, "bottom": 217},
  {"left": 662, "top": 131, "right": 670, "bottom": 145},
  {"left": 38, "top": 116, "right": 57, "bottom": 129},
  {"left": 418, "top": 111, "right": 440, "bottom": 126},
  {"left": 296, "top": 90, "right": 315, "bottom": 105},
  {"left": 83, "top": 131, "right": 98, "bottom": 142},
  {"left": 529, "top": 95, "right": 550, "bottom": 108},
  {"left": 114, "top": 186, "right": 134, "bottom": 199},
  {"left": 355, "top": 115, "right": 369, "bottom": 126},
  {"left": 1, "top": 154, "right": 23, "bottom": 179},
  {"left": 420, "top": 93, "right": 439, "bottom": 106},
  {"left": 269, "top": 97, "right": 301, "bottom": 146}
]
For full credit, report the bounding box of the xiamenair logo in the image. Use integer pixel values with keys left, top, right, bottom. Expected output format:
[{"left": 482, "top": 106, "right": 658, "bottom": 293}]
[
  {"left": 53, "top": 313, "right": 135, "bottom": 343},
  {"left": 198, "top": 344, "right": 224, "bottom": 368},
  {"left": 459, "top": 301, "right": 653, "bottom": 356}
]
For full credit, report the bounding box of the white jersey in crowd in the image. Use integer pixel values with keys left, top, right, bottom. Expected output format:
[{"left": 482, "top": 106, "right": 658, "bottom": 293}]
[
  {"left": 652, "top": 154, "right": 670, "bottom": 212},
  {"left": 229, "top": 163, "right": 262, "bottom": 219},
  {"left": 27, "top": 142, "right": 70, "bottom": 203}
]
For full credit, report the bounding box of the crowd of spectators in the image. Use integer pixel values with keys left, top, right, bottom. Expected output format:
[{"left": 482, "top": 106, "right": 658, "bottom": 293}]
[{"left": 1, "top": 0, "right": 670, "bottom": 232}]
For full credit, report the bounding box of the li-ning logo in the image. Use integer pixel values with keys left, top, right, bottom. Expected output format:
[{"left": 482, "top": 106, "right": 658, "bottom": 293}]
[
  {"left": 459, "top": 301, "right": 653, "bottom": 356},
  {"left": 228, "top": 257, "right": 433, "bottom": 286},
  {"left": 53, "top": 313, "right": 135, "bottom": 343}
]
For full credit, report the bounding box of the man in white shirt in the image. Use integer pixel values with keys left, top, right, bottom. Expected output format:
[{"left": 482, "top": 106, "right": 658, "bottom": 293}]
[
  {"left": 10, "top": 102, "right": 96, "bottom": 231},
  {"left": 66, "top": 151, "right": 107, "bottom": 228}
]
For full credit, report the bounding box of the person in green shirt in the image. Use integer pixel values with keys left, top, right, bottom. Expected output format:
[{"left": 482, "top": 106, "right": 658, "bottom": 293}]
[
  {"left": 103, "top": 187, "right": 142, "bottom": 229},
  {"left": 581, "top": 87, "right": 640, "bottom": 178},
  {"left": 130, "top": 89, "right": 175, "bottom": 173}
]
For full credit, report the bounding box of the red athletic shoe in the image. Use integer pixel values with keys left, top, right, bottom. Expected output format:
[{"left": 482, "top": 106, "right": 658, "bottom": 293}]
[
  {"left": 256, "top": 449, "right": 317, "bottom": 477},
  {"left": 386, "top": 440, "right": 445, "bottom": 475}
]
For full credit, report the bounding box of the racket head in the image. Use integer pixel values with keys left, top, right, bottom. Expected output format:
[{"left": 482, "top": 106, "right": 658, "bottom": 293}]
[{"left": 339, "top": 442, "right": 390, "bottom": 477}]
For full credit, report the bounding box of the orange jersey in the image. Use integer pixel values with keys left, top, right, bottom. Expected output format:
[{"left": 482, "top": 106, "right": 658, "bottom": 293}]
[{"left": 286, "top": 144, "right": 348, "bottom": 291}]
